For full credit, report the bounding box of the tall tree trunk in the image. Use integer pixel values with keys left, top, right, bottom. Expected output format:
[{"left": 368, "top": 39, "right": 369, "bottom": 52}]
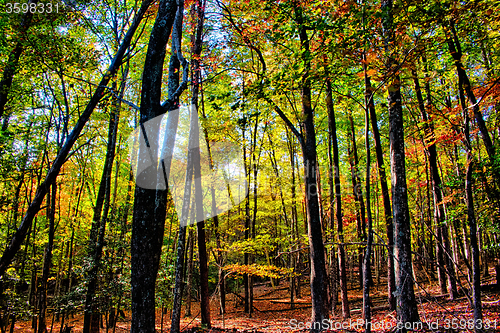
[
  {"left": 326, "top": 94, "right": 338, "bottom": 312},
  {"left": 366, "top": 67, "right": 396, "bottom": 311},
  {"left": 37, "top": 183, "right": 56, "bottom": 333},
  {"left": 287, "top": 130, "right": 302, "bottom": 299},
  {"left": 362, "top": 58, "right": 374, "bottom": 333},
  {"left": 294, "top": 5, "right": 329, "bottom": 328},
  {"left": 382, "top": 0, "right": 419, "bottom": 328},
  {"left": 131, "top": 0, "right": 183, "bottom": 332},
  {"left": 200, "top": 81, "right": 225, "bottom": 315},
  {"left": 83, "top": 68, "right": 126, "bottom": 333},
  {"left": 326, "top": 78, "right": 350, "bottom": 318},
  {"left": 348, "top": 113, "right": 366, "bottom": 290},
  {"left": 249, "top": 113, "right": 261, "bottom": 317},
  {"left": 185, "top": 213, "right": 195, "bottom": 317},
  {"left": 456, "top": 49, "right": 483, "bottom": 332},
  {"left": 171, "top": 86, "right": 205, "bottom": 333},
  {"left": 243, "top": 123, "right": 250, "bottom": 313},
  {"left": 190, "top": 0, "right": 211, "bottom": 325}
]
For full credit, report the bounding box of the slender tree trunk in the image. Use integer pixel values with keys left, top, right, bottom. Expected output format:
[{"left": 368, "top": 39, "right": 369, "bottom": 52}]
[
  {"left": 200, "top": 82, "right": 225, "bottom": 315},
  {"left": 456, "top": 48, "right": 483, "bottom": 332},
  {"left": 362, "top": 59, "right": 374, "bottom": 333},
  {"left": 326, "top": 78, "right": 350, "bottom": 318},
  {"left": 382, "top": 0, "right": 419, "bottom": 328},
  {"left": 171, "top": 91, "right": 205, "bottom": 333},
  {"left": 294, "top": 6, "right": 329, "bottom": 328},
  {"left": 287, "top": 131, "right": 302, "bottom": 299},
  {"left": 37, "top": 183, "right": 56, "bottom": 333},
  {"left": 326, "top": 95, "right": 338, "bottom": 312},
  {"left": 184, "top": 229, "right": 194, "bottom": 317},
  {"left": 243, "top": 126, "right": 250, "bottom": 313},
  {"left": 249, "top": 113, "right": 261, "bottom": 317},
  {"left": 366, "top": 62, "right": 396, "bottom": 312},
  {"left": 83, "top": 69, "right": 125, "bottom": 333},
  {"left": 190, "top": 0, "right": 211, "bottom": 325},
  {"left": 348, "top": 114, "right": 366, "bottom": 290}
]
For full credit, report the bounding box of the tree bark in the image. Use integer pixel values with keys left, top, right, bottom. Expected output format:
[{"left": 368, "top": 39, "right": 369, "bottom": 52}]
[
  {"left": 190, "top": 0, "right": 211, "bottom": 325},
  {"left": 131, "top": 0, "right": 181, "bottom": 332},
  {"left": 326, "top": 92, "right": 338, "bottom": 312},
  {"left": 347, "top": 113, "right": 366, "bottom": 291},
  {"left": 382, "top": 0, "right": 419, "bottom": 328},
  {"left": 37, "top": 183, "right": 56, "bottom": 333},
  {"left": 362, "top": 59, "right": 374, "bottom": 333},
  {"left": 456, "top": 48, "right": 483, "bottom": 332},
  {"left": 184, "top": 228, "right": 194, "bottom": 317},
  {"left": 326, "top": 78, "right": 350, "bottom": 318},
  {"left": 200, "top": 81, "right": 226, "bottom": 315},
  {"left": 293, "top": 5, "right": 330, "bottom": 328},
  {"left": 83, "top": 68, "right": 125, "bottom": 333},
  {"left": 366, "top": 69, "right": 396, "bottom": 311}
]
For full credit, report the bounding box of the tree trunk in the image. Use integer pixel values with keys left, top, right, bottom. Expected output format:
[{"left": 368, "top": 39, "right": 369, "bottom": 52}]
[
  {"left": 382, "top": 0, "right": 419, "bottom": 328},
  {"left": 83, "top": 68, "right": 125, "bottom": 333},
  {"left": 366, "top": 62, "right": 396, "bottom": 312},
  {"left": 131, "top": 1, "right": 181, "bottom": 332},
  {"left": 294, "top": 6, "right": 329, "bottom": 328},
  {"left": 37, "top": 183, "right": 56, "bottom": 333},
  {"left": 348, "top": 113, "right": 366, "bottom": 291},
  {"left": 243, "top": 125, "right": 250, "bottom": 313},
  {"left": 326, "top": 91, "right": 338, "bottom": 312},
  {"left": 456, "top": 45, "right": 483, "bottom": 332},
  {"left": 200, "top": 82, "right": 225, "bottom": 315},
  {"left": 184, "top": 228, "right": 194, "bottom": 317},
  {"left": 362, "top": 56, "right": 374, "bottom": 333},
  {"left": 326, "top": 78, "right": 350, "bottom": 318},
  {"left": 190, "top": 0, "right": 210, "bottom": 325}
]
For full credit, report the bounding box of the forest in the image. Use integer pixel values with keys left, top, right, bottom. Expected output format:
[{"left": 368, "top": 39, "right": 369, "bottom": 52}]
[{"left": 0, "top": 0, "right": 499, "bottom": 332}]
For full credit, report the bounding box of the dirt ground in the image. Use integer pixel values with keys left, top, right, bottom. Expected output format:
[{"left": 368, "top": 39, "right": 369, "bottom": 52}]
[{"left": 13, "top": 268, "right": 500, "bottom": 332}]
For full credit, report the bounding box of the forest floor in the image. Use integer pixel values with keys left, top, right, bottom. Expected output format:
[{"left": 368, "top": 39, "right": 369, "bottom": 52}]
[{"left": 13, "top": 268, "right": 500, "bottom": 332}]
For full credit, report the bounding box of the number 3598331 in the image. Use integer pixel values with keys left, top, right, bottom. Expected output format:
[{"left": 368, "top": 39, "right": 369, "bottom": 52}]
[{"left": 5, "top": 2, "right": 61, "bottom": 14}]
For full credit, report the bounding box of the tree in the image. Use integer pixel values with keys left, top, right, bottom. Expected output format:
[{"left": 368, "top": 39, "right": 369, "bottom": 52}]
[
  {"left": 129, "top": 0, "right": 185, "bottom": 331},
  {"left": 83, "top": 69, "right": 126, "bottom": 333},
  {"left": 381, "top": 0, "right": 419, "bottom": 328},
  {"left": 326, "top": 78, "right": 350, "bottom": 318},
  {"left": 190, "top": 0, "right": 211, "bottom": 326}
]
